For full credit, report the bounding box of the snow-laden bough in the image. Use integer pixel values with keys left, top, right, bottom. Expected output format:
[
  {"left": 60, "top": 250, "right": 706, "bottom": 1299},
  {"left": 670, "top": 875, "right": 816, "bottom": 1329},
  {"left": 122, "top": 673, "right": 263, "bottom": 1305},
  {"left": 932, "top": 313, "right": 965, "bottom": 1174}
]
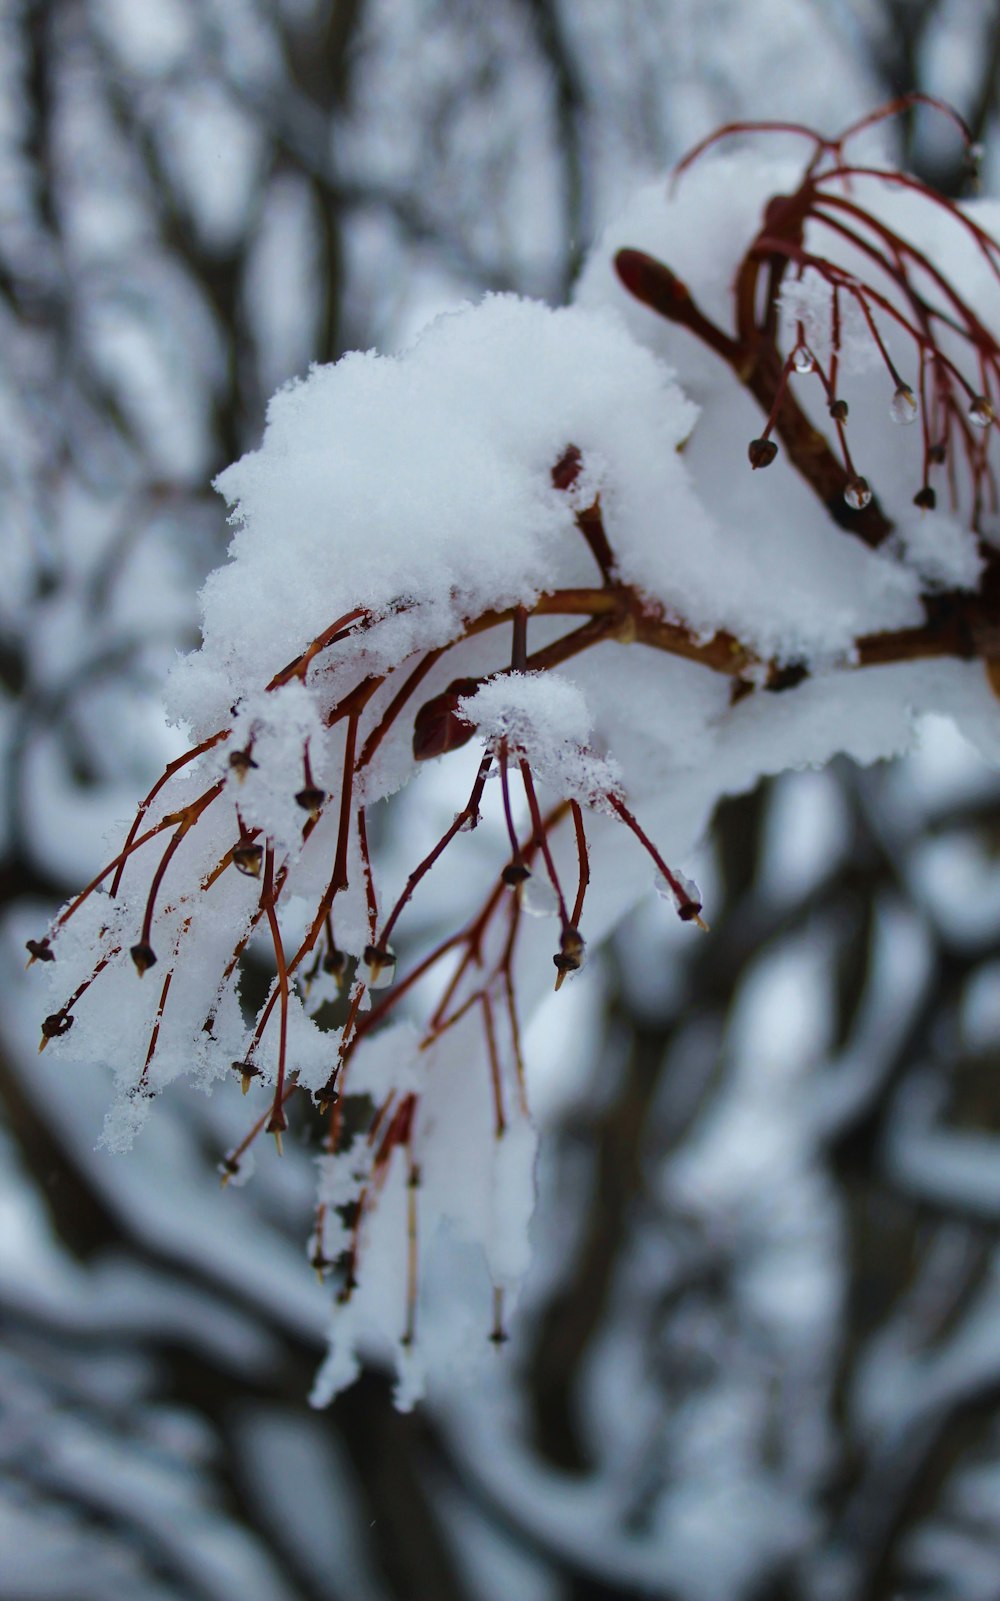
[{"left": 30, "top": 97, "right": 1000, "bottom": 1405}]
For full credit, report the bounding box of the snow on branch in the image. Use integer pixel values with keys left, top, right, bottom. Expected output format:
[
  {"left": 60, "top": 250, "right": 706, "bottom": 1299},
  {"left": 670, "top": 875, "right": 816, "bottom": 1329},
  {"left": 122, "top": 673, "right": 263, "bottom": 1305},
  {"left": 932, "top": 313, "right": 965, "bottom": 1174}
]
[{"left": 29, "top": 97, "right": 1000, "bottom": 1404}]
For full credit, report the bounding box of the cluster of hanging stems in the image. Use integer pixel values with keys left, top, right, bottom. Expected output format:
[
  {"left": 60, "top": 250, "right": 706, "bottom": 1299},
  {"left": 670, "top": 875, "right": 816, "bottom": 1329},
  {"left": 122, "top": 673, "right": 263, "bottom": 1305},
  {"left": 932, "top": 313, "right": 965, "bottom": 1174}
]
[{"left": 27, "top": 95, "right": 1000, "bottom": 1335}]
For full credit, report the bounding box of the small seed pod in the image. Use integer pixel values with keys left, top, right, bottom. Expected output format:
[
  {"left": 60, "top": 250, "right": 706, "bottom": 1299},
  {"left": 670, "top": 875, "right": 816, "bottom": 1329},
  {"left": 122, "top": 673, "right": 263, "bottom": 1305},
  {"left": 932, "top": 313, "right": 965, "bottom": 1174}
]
[
  {"left": 231, "top": 1058, "right": 260, "bottom": 1096},
  {"left": 828, "top": 398, "right": 849, "bottom": 423},
  {"left": 928, "top": 440, "right": 948, "bottom": 464},
  {"left": 228, "top": 748, "right": 258, "bottom": 778},
  {"left": 41, "top": 1009, "right": 73, "bottom": 1040},
  {"left": 748, "top": 437, "right": 778, "bottom": 470},
  {"left": 266, "top": 1105, "right": 289, "bottom": 1154},
  {"left": 412, "top": 678, "right": 479, "bottom": 761},
  {"left": 130, "top": 941, "right": 157, "bottom": 976},
  {"left": 310, "top": 1248, "right": 332, "bottom": 1279},
  {"left": 25, "top": 937, "right": 54, "bottom": 964},
  {"left": 553, "top": 926, "right": 586, "bottom": 989},
  {"left": 913, "top": 485, "right": 937, "bottom": 510},
  {"left": 502, "top": 861, "right": 531, "bottom": 888},
  {"left": 317, "top": 1077, "right": 341, "bottom": 1116},
  {"left": 322, "top": 946, "right": 348, "bottom": 983},
  {"left": 844, "top": 475, "right": 872, "bottom": 510},
  {"left": 363, "top": 943, "right": 397, "bottom": 990},
  {"left": 219, "top": 1155, "right": 241, "bottom": 1184},
  {"left": 295, "top": 785, "right": 326, "bottom": 818},
  {"left": 232, "top": 841, "right": 263, "bottom": 877},
  {"left": 551, "top": 444, "right": 583, "bottom": 491}
]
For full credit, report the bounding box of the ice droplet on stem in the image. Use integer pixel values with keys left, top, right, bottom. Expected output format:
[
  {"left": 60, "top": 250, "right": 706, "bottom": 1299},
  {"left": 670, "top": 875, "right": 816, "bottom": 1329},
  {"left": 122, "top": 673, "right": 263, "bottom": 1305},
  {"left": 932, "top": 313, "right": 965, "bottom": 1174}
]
[
  {"left": 520, "top": 876, "right": 559, "bottom": 917},
  {"left": 890, "top": 386, "right": 918, "bottom": 425},
  {"left": 793, "top": 347, "right": 815, "bottom": 374},
  {"left": 969, "top": 395, "right": 994, "bottom": 429},
  {"left": 844, "top": 475, "right": 872, "bottom": 510}
]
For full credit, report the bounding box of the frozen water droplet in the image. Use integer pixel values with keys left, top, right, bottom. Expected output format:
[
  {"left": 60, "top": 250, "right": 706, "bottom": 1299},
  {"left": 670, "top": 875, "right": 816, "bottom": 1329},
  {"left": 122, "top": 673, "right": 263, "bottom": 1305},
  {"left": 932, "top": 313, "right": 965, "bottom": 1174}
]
[
  {"left": 890, "top": 386, "right": 918, "bottom": 425},
  {"left": 844, "top": 475, "right": 872, "bottom": 510},
  {"left": 520, "top": 876, "right": 559, "bottom": 917},
  {"left": 655, "top": 870, "right": 702, "bottom": 919},
  {"left": 793, "top": 347, "right": 815, "bottom": 373},
  {"left": 969, "top": 395, "right": 994, "bottom": 429}
]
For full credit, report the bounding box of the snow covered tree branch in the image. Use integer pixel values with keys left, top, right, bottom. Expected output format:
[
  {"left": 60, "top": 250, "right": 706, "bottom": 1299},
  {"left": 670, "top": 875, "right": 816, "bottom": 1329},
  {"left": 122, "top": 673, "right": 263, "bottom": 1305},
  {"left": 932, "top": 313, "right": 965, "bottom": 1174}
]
[{"left": 30, "top": 95, "right": 1000, "bottom": 1404}]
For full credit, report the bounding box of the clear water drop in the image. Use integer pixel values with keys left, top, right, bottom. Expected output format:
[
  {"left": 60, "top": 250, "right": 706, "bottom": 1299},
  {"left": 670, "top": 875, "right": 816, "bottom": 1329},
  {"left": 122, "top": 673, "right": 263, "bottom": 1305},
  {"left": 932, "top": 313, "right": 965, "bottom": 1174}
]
[
  {"left": 969, "top": 395, "right": 994, "bottom": 429},
  {"left": 793, "top": 346, "right": 815, "bottom": 374},
  {"left": 890, "top": 386, "right": 918, "bottom": 425},
  {"left": 520, "top": 876, "right": 559, "bottom": 918},
  {"left": 844, "top": 475, "right": 872, "bottom": 510}
]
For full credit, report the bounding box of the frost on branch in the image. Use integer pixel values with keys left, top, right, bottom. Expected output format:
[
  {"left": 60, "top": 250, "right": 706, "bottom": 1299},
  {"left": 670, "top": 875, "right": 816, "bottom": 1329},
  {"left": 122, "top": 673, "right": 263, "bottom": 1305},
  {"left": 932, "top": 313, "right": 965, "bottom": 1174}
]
[{"left": 31, "top": 98, "right": 1000, "bottom": 1404}]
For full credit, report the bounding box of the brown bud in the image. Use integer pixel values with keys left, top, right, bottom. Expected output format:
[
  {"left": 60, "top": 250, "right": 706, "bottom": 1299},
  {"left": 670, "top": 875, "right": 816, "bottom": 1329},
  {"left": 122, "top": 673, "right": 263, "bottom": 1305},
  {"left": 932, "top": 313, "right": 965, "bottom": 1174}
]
[
  {"left": 232, "top": 841, "right": 263, "bottom": 877},
  {"left": 614, "top": 249, "right": 690, "bottom": 316},
  {"left": 363, "top": 943, "right": 396, "bottom": 989},
  {"left": 551, "top": 445, "right": 583, "bottom": 491},
  {"left": 748, "top": 437, "right": 778, "bottom": 470},
  {"left": 502, "top": 861, "right": 531, "bottom": 887},
  {"left": 26, "top": 937, "right": 54, "bottom": 964},
  {"left": 219, "top": 1154, "right": 240, "bottom": 1185},
  {"left": 412, "top": 678, "right": 479, "bottom": 761},
  {"left": 310, "top": 1249, "right": 332, "bottom": 1278},
  {"left": 828, "top": 398, "right": 848, "bottom": 422},
  {"left": 130, "top": 941, "right": 157, "bottom": 976},
  {"left": 266, "top": 1106, "right": 289, "bottom": 1155},
  {"left": 317, "top": 1077, "right": 341, "bottom": 1116},
  {"left": 928, "top": 440, "right": 948, "bottom": 465},
  {"left": 322, "top": 946, "right": 348, "bottom": 979},
  {"left": 295, "top": 785, "right": 326, "bottom": 818},
  {"left": 232, "top": 1059, "right": 260, "bottom": 1095},
  {"left": 553, "top": 926, "right": 586, "bottom": 989},
  {"left": 41, "top": 1009, "right": 73, "bottom": 1040},
  {"left": 913, "top": 485, "right": 937, "bottom": 510},
  {"left": 228, "top": 749, "right": 258, "bottom": 778}
]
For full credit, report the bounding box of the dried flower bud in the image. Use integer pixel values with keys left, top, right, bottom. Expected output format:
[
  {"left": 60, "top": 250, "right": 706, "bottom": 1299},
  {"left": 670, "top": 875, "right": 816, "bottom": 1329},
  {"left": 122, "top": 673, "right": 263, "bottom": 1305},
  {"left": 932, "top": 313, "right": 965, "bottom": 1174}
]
[
  {"left": 913, "top": 485, "right": 937, "bottom": 510},
  {"left": 295, "top": 785, "right": 326, "bottom": 818},
  {"left": 363, "top": 943, "right": 397, "bottom": 989},
  {"left": 232, "top": 1058, "right": 260, "bottom": 1095},
  {"left": 551, "top": 444, "right": 583, "bottom": 490},
  {"left": 502, "top": 861, "right": 531, "bottom": 888},
  {"left": 748, "top": 437, "right": 778, "bottom": 470},
  {"left": 311, "top": 1248, "right": 332, "bottom": 1279},
  {"left": 317, "top": 1077, "right": 341, "bottom": 1116},
  {"left": 553, "top": 926, "right": 586, "bottom": 989},
  {"left": 828, "top": 398, "right": 849, "bottom": 422},
  {"left": 40, "top": 1009, "right": 73, "bottom": 1040},
  {"left": 969, "top": 395, "right": 995, "bottom": 429},
  {"left": 928, "top": 440, "right": 948, "bottom": 464},
  {"left": 412, "top": 678, "right": 479, "bottom": 761},
  {"left": 232, "top": 841, "right": 263, "bottom": 877},
  {"left": 266, "top": 1106, "right": 289, "bottom": 1154},
  {"left": 219, "top": 1155, "right": 240, "bottom": 1185},
  {"left": 322, "top": 946, "right": 348, "bottom": 983},
  {"left": 25, "top": 937, "right": 54, "bottom": 964},
  {"left": 843, "top": 475, "right": 872, "bottom": 510},
  {"left": 130, "top": 941, "right": 157, "bottom": 976},
  {"left": 228, "top": 748, "right": 258, "bottom": 778}
]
